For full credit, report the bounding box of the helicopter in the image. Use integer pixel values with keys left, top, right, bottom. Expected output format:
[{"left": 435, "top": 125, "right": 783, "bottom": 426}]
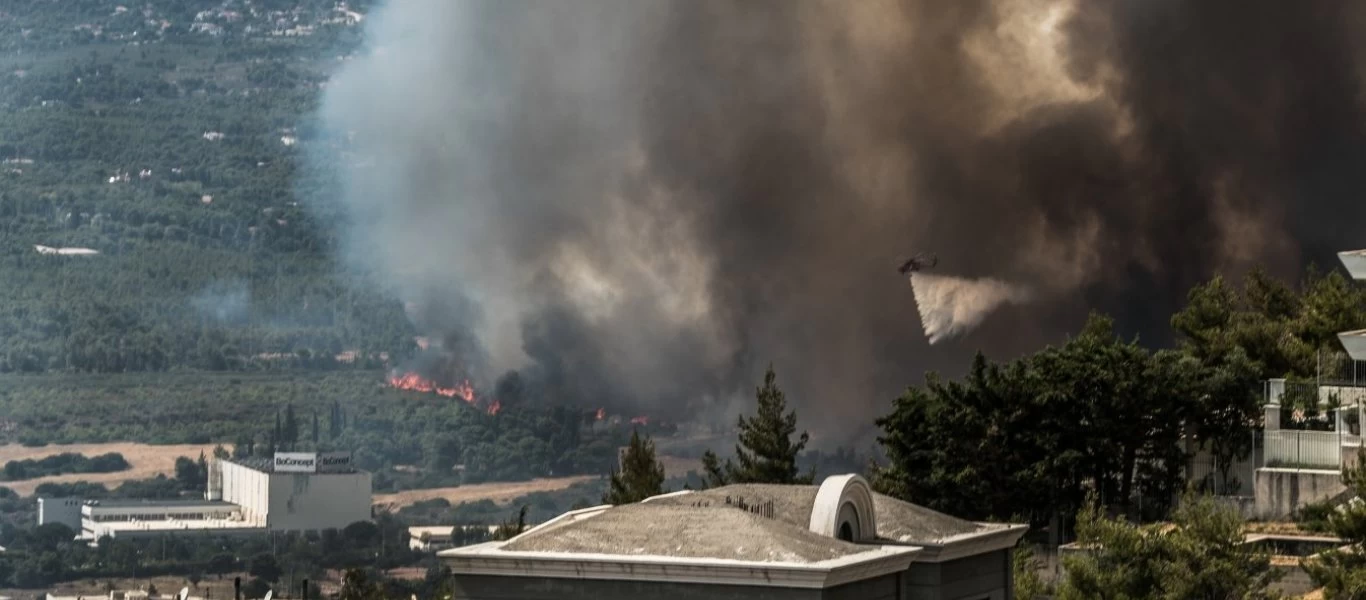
[{"left": 897, "top": 252, "right": 938, "bottom": 275}]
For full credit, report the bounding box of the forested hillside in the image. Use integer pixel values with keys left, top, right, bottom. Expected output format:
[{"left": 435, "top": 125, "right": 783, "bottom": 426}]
[{"left": 0, "top": 0, "right": 411, "bottom": 374}]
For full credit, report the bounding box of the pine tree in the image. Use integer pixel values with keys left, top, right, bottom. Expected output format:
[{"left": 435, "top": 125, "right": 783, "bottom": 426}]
[
  {"left": 603, "top": 429, "right": 666, "bottom": 505},
  {"left": 702, "top": 365, "right": 814, "bottom": 486}
]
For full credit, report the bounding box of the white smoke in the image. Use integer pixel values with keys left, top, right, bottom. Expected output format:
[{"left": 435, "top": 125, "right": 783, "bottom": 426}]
[{"left": 909, "top": 273, "right": 1032, "bottom": 344}]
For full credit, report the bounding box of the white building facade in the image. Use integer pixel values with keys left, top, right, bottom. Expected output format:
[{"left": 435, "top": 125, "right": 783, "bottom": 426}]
[{"left": 214, "top": 453, "right": 372, "bottom": 531}]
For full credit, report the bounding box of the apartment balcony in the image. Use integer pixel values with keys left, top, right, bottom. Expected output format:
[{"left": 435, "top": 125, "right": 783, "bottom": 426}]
[{"left": 1263, "top": 379, "right": 1364, "bottom": 470}]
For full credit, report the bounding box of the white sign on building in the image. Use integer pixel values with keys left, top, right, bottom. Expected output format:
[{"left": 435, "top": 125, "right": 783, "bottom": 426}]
[{"left": 273, "top": 452, "right": 317, "bottom": 473}]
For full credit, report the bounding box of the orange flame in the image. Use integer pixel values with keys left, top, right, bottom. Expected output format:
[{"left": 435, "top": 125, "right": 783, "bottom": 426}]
[
  {"left": 630, "top": 416, "right": 649, "bottom": 426},
  {"left": 487, "top": 400, "right": 502, "bottom": 416},
  {"left": 388, "top": 371, "right": 476, "bottom": 405},
  {"left": 595, "top": 407, "right": 605, "bottom": 421}
]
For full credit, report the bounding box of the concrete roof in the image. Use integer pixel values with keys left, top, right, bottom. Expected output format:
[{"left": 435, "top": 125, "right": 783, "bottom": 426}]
[
  {"left": 441, "top": 475, "right": 1029, "bottom": 587},
  {"left": 645, "top": 482, "right": 992, "bottom": 544},
  {"left": 503, "top": 503, "right": 872, "bottom": 563},
  {"left": 646, "top": 483, "right": 820, "bottom": 527},
  {"left": 872, "top": 493, "right": 1002, "bottom": 544}
]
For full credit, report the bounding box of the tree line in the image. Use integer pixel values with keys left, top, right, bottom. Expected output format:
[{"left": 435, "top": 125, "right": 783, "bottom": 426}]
[
  {"left": 601, "top": 266, "right": 1366, "bottom": 598},
  {"left": 1, "top": 452, "right": 128, "bottom": 482}
]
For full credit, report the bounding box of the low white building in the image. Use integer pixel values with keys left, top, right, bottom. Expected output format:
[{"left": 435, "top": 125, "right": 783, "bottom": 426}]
[{"left": 78, "top": 452, "right": 372, "bottom": 542}]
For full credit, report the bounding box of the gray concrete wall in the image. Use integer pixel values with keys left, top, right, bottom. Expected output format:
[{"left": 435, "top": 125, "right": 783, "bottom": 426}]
[
  {"left": 825, "top": 573, "right": 900, "bottom": 600},
  {"left": 1254, "top": 468, "right": 1345, "bottom": 520},
  {"left": 903, "top": 550, "right": 1010, "bottom": 600},
  {"left": 37, "top": 497, "right": 83, "bottom": 530},
  {"left": 450, "top": 575, "right": 825, "bottom": 600},
  {"left": 267, "top": 471, "right": 371, "bottom": 531}
]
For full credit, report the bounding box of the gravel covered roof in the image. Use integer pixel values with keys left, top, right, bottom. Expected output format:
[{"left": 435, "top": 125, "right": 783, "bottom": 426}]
[
  {"left": 496, "top": 479, "right": 1008, "bottom": 563},
  {"left": 502, "top": 503, "right": 874, "bottom": 563},
  {"left": 645, "top": 483, "right": 820, "bottom": 529},
  {"left": 646, "top": 482, "right": 995, "bottom": 544},
  {"left": 872, "top": 493, "right": 1001, "bottom": 544}
]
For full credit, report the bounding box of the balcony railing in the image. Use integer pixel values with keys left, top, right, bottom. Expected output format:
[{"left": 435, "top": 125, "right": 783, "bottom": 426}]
[{"left": 1263, "top": 430, "right": 1359, "bottom": 469}]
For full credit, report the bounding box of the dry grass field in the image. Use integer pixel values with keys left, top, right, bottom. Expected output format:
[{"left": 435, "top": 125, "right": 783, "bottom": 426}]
[
  {"left": 371, "top": 475, "right": 599, "bottom": 511},
  {"left": 0, "top": 442, "right": 218, "bottom": 496}
]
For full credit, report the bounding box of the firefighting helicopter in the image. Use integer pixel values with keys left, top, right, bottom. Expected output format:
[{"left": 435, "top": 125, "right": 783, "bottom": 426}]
[{"left": 897, "top": 252, "right": 938, "bottom": 275}]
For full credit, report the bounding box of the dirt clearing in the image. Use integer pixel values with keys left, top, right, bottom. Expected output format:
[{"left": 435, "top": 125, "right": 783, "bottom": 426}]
[
  {"left": 372, "top": 475, "right": 599, "bottom": 511},
  {"left": 0, "top": 442, "right": 218, "bottom": 496}
]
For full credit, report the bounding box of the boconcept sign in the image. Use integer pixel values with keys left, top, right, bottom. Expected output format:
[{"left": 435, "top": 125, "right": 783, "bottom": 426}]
[{"left": 273, "top": 451, "right": 354, "bottom": 474}]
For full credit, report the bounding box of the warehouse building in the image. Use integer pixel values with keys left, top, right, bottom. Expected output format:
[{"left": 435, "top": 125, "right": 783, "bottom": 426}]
[
  {"left": 442, "top": 474, "right": 1028, "bottom": 600},
  {"left": 75, "top": 451, "right": 372, "bottom": 542},
  {"left": 212, "top": 452, "right": 372, "bottom": 531}
]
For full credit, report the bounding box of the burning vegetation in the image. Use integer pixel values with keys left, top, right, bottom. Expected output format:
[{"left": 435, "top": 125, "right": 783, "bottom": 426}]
[{"left": 387, "top": 370, "right": 495, "bottom": 413}]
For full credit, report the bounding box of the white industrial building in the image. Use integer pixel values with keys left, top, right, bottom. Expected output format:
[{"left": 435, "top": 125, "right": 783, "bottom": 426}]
[
  {"left": 73, "top": 451, "right": 372, "bottom": 542},
  {"left": 213, "top": 452, "right": 372, "bottom": 531}
]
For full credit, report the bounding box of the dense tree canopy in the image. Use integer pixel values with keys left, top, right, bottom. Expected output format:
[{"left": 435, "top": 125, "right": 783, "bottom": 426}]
[
  {"left": 873, "top": 314, "right": 1190, "bottom": 523},
  {"left": 874, "top": 268, "right": 1366, "bottom": 525}
]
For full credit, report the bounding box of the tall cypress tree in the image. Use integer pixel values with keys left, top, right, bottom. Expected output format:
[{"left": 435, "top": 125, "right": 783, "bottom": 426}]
[
  {"left": 271, "top": 412, "right": 281, "bottom": 453},
  {"left": 603, "top": 429, "right": 667, "bottom": 505},
  {"left": 702, "top": 365, "right": 813, "bottom": 486},
  {"left": 330, "top": 401, "right": 343, "bottom": 439},
  {"left": 311, "top": 411, "right": 320, "bottom": 445},
  {"left": 281, "top": 404, "right": 299, "bottom": 450}
]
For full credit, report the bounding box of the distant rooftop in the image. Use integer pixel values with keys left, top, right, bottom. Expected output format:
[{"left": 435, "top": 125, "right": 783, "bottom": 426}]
[
  {"left": 84, "top": 499, "right": 234, "bottom": 509},
  {"left": 225, "top": 456, "right": 275, "bottom": 473}
]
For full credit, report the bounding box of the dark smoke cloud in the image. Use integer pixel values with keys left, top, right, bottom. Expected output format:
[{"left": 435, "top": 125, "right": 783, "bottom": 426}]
[{"left": 311, "top": 0, "right": 1366, "bottom": 442}]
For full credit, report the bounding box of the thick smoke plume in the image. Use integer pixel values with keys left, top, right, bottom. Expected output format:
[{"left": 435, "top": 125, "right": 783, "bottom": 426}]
[
  {"left": 311, "top": 0, "right": 1366, "bottom": 441},
  {"left": 909, "top": 274, "right": 1032, "bottom": 345}
]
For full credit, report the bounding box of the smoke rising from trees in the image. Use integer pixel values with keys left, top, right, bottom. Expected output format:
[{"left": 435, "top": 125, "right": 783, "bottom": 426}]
[{"left": 310, "top": 0, "right": 1366, "bottom": 441}]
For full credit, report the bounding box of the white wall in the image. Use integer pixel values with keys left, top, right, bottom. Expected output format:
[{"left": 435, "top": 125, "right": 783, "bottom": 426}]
[
  {"left": 218, "top": 461, "right": 270, "bottom": 526},
  {"left": 266, "top": 471, "right": 371, "bottom": 531}
]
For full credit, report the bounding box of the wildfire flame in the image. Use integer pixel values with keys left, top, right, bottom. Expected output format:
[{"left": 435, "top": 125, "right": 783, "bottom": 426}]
[
  {"left": 388, "top": 371, "right": 475, "bottom": 405},
  {"left": 487, "top": 400, "right": 502, "bottom": 416},
  {"left": 596, "top": 407, "right": 605, "bottom": 421}
]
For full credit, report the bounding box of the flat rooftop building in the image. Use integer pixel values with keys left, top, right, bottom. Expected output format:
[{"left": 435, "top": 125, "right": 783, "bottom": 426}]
[
  {"left": 77, "top": 451, "right": 372, "bottom": 542},
  {"left": 441, "top": 474, "right": 1027, "bottom": 600}
]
